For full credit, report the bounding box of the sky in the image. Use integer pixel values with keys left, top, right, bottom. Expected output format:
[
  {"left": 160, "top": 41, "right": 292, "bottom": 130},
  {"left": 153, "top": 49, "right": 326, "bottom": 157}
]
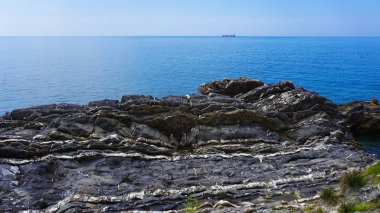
[{"left": 0, "top": 0, "right": 380, "bottom": 36}]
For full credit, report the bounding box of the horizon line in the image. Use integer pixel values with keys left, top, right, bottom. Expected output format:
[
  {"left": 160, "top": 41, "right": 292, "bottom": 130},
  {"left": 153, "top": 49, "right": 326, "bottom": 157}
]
[{"left": 1, "top": 35, "right": 380, "bottom": 37}]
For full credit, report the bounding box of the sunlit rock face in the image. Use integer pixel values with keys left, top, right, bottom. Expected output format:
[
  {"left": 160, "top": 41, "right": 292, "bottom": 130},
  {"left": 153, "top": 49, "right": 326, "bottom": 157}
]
[{"left": 0, "top": 78, "right": 376, "bottom": 212}]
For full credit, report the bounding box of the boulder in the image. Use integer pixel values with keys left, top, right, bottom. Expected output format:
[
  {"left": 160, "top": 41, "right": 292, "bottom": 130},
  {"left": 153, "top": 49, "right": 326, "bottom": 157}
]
[
  {"left": 341, "top": 101, "right": 380, "bottom": 135},
  {"left": 197, "top": 77, "right": 264, "bottom": 97}
]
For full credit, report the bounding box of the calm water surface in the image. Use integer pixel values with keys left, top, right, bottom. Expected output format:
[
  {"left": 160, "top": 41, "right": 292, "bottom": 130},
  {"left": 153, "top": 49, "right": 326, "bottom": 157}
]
[
  {"left": 356, "top": 135, "right": 380, "bottom": 157},
  {"left": 0, "top": 36, "right": 379, "bottom": 114}
]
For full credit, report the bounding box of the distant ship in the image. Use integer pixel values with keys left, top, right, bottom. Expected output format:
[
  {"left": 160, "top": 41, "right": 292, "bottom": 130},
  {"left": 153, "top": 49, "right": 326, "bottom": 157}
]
[{"left": 222, "top": 34, "right": 236, "bottom": 37}]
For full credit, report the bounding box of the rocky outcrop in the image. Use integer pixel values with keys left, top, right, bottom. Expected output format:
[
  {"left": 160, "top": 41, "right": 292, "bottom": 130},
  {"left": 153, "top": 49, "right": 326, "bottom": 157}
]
[
  {"left": 197, "top": 77, "right": 264, "bottom": 97},
  {"left": 0, "top": 78, "right": 376, "bottom": 212},
  {"left": 340, "top": 101, "right": 380, "bottom": 135}
]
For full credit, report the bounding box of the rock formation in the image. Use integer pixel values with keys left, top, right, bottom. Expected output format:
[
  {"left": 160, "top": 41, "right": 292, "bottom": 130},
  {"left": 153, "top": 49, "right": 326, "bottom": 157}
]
[
  {"left": 0, "top": 78, "right": 377, "bottom": 212},
  {"left": 340, "top": 101, "right": 380, "bottom": 136}
]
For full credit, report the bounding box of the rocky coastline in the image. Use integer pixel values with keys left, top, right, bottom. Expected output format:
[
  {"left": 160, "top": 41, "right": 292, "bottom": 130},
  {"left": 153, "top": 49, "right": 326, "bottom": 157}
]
[{"left": 0, "top": 78, "right": 379, "bottom": 212}]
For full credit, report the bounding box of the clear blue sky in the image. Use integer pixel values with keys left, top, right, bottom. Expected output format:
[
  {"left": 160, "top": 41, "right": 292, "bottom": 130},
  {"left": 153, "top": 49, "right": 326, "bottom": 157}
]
[{"left": 0, "top": 0, "right": 379, "bottom": 36}]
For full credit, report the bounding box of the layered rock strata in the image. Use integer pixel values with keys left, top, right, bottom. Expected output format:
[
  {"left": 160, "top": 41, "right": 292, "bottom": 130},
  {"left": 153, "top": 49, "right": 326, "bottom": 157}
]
[{"left": 0, "top": 78, "right": 376, "bottom": 212}]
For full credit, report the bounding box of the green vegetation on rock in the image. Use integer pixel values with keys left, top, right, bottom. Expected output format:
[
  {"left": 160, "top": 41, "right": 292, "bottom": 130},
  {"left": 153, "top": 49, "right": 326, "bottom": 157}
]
[
  {"left": 315, "top": 160, "right": 380, "bottom": 212},
  {"left": 365, "top": 160, "right": 380, "bottom": 175},
  {"left": 184, "top": 198, "right": 200, "bottom": 213},
  {"left": 337, "top": 201, "right": 378, "bottom": 213},
  {"left": 364, "top": 160, "right": 380, "bottom": 185},
  {"left": 338, "top": 202, "right": 356, "bottom": 213},
  {"left": 319, "top": 187, "right": 339, "bottom": 205},
  {"left": 352, "top": 201, "right": 377, "bottom": 211},
  {"left": 340, "top": 170, "right": 368, "bottom": 192},
  {"left": 314, "top": 207, "right": 324, "bottom": 213},
  {"left": 303, "top": 203, "right": 316, "bottom": 211}
]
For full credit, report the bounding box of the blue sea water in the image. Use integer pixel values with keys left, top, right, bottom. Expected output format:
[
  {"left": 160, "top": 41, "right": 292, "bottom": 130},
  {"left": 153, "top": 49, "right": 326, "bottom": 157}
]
[
  {"left": 356, "top": 135, "right": 380, "bottom": 157},
  {"left": 0, "top": 36, "right": 379, "bottom": 115}
]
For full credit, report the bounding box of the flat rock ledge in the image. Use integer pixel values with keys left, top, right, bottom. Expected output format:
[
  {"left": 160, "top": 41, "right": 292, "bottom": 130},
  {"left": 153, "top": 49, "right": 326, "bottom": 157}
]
[{"left": 0, "top": 78, "right": 378, "bottom": 212}]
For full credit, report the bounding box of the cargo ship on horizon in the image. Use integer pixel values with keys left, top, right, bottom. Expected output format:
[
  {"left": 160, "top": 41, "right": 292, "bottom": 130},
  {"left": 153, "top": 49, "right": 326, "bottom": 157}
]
[{"left": 222, "top": 34, "right": 236, "bottom": 37}]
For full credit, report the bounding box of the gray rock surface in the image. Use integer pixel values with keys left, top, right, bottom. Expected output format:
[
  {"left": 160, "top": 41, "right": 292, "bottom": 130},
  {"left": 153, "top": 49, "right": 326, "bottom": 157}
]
[
  {"left": 0, "top": 78, "right": 376, "bottom": 212},
  {"left": 340, "top": 101, "right": 380, "bottom": 135}
]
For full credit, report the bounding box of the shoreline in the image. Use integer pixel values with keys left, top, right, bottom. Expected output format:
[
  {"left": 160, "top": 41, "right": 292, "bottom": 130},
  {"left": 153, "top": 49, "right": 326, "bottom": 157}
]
[{"left": 0, "top": 77, "right": 379, "bottom": 212}]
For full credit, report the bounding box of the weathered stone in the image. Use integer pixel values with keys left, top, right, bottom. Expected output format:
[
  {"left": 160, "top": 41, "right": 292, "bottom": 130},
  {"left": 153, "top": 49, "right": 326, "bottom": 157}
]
[
  {"left": 0, "top": 78, "right": 376, "bottom": 212},
  {"left": 7, "top": 108, "right": 36, "bottom": 120},
  {"left": 341, "top": 101, "right": 380, "bottom": 135},
  {"left": 88, "top": 99, "right": 119, "bottom": 107},
  {"left": 120, "top": 95, "right": 155, "bottom": 104},
  {"left": 197, "top": 77, "right": 264, "bottom": 97}
]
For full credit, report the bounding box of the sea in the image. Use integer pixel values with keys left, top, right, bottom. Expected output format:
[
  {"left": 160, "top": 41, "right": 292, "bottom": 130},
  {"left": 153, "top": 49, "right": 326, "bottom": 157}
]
[{"left": 0, "top": 36, "right": 379, "bottom": 153}]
